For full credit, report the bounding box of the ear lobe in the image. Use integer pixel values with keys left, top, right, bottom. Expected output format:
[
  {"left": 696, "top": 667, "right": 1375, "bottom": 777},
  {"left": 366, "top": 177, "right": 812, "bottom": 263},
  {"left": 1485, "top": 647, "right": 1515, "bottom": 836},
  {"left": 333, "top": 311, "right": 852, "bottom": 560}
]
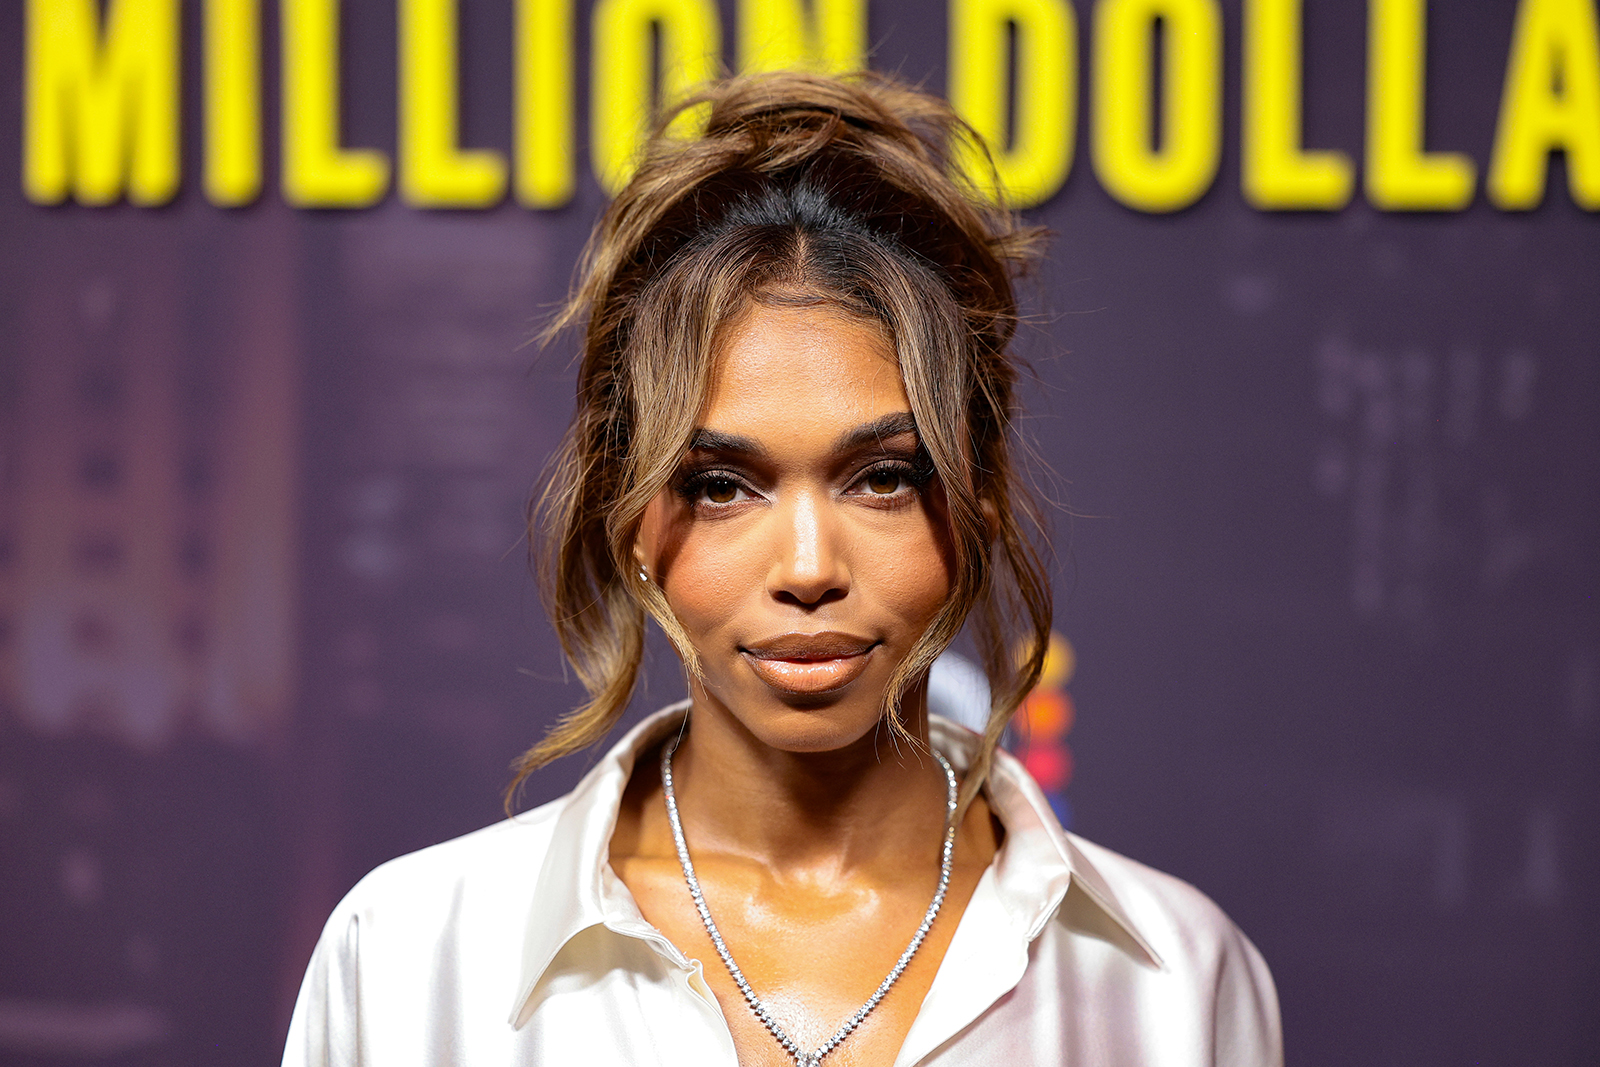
[{"left": 633, "top": 493, "right": 670, "bottom": 583}]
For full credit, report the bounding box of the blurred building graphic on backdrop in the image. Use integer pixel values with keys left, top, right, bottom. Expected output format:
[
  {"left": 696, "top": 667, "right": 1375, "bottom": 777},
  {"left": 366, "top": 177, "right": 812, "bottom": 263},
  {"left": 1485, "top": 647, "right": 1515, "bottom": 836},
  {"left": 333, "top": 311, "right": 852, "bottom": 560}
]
[
  {"left": 0, "top": 213, "right": 299, "bottom": 1059},
  {"left": 4, "top": 223, "right": 298, "bottom": 749}
]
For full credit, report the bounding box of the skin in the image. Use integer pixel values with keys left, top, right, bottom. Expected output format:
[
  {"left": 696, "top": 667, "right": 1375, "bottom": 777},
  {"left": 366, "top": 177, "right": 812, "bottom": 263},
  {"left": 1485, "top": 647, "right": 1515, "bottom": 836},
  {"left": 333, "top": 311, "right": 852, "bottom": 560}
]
[{"left": 611, "top": 303, "right": 1002, "bottom": 1067}]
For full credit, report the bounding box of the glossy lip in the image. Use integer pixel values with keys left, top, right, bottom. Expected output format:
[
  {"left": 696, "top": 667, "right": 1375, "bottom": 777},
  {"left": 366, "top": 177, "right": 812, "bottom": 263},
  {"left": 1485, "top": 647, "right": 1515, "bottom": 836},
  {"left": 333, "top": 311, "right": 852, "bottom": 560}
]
[{"left": 740, "top": 631, "right": 879, "bottom": 696}]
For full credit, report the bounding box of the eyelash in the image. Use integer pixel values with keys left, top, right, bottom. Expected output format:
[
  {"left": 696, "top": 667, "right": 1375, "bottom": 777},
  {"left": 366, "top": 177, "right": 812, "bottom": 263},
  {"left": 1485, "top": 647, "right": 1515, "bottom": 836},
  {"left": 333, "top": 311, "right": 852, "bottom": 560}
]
[
  {"left": 673, "top": 469, "right": 753, "bottom": 508},
  {"left": 849, "top": 459, "right": 933, "bottom": 503},
  {"left": 672, "top": 458, "right": 933, "bottom": 510}
]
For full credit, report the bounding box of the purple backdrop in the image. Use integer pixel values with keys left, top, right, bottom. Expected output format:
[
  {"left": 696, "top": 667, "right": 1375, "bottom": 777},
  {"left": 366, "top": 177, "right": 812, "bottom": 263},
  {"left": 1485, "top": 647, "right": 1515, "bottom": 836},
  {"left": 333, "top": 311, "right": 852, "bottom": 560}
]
[{"left": 1, "top": 0, "right": 1597, "bottom": 1063}]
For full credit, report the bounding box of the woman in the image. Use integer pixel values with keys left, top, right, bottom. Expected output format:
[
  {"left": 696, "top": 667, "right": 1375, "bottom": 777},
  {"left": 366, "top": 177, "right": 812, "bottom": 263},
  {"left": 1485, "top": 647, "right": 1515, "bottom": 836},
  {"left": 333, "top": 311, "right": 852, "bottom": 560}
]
[{"left": 283, "top": 72, "right": 1281, "bottom": 1067}]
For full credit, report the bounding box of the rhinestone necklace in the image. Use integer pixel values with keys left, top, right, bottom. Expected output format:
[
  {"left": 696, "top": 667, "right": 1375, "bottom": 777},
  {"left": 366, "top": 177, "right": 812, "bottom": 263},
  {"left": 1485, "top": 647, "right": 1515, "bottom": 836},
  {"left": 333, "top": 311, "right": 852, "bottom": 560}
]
[{"left": 659, "top": 735, "right": 959, "bottom": 1067}]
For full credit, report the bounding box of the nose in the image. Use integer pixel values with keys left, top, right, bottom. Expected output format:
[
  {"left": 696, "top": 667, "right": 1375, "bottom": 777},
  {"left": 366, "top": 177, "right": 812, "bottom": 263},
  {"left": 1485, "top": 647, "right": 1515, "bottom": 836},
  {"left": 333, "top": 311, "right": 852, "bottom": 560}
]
[{"left": 768, "top": 487, "right": 849, "bottom": 608}]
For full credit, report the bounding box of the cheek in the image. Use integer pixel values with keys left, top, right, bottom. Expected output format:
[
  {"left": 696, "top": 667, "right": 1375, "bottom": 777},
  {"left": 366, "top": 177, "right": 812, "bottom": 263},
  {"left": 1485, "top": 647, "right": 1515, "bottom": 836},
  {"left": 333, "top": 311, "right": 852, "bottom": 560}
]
[
  {"left": 662, "top": 548, "right": 748, "bottom": 640},
  {"left": 644, "top": 498, "right": 762, "bottom": 647},
  {"left": 860, "top": 504, "right": 956, "bottom": 628}
]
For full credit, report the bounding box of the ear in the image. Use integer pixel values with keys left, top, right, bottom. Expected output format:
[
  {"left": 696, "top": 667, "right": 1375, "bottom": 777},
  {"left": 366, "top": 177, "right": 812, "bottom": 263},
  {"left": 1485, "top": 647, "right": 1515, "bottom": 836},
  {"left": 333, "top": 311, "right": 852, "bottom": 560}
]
[{"left": 632, "top": 505, "right": 657, "bottom": 583}]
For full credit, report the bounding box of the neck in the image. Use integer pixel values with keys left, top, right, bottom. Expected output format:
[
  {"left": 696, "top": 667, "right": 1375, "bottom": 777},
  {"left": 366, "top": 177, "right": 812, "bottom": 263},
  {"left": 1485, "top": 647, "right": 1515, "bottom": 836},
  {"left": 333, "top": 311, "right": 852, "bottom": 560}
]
[{"left": 666, "top": 684, "right": 955, "bottom": 879}]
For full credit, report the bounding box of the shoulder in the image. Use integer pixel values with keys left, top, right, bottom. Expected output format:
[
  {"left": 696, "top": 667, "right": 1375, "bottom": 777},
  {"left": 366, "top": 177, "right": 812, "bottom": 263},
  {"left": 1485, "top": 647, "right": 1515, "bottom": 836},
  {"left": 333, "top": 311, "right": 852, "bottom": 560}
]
[
  {"left": 1050, "top": 832, "right": 1284, "bottom": 1065},
  {"left": 283, "top": 796, "right": 577, "bottom": 1066},
  {"left": 317, "top": 795, "right": 567, "bottom": 954},
  {"left": 1062, "top": 832, "right": 1252, "bottom": 962},
  {"left": 283, "top": 708, "right": 689, "bottom": 1067}
]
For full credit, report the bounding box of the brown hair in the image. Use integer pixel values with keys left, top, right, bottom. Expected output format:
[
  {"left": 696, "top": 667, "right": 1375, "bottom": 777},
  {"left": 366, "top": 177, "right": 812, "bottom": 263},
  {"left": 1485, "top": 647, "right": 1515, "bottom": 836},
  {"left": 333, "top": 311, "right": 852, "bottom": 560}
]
[{"left": 510, "top": 70, "right": 1052, "bottom": 814}]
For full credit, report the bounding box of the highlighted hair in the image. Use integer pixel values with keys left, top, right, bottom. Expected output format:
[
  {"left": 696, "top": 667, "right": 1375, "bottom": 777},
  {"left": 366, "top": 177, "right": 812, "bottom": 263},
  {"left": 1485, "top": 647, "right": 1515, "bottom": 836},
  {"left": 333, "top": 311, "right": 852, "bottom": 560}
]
[{"left": 511, "top": 71, "right": 1052, "bottom": 815}]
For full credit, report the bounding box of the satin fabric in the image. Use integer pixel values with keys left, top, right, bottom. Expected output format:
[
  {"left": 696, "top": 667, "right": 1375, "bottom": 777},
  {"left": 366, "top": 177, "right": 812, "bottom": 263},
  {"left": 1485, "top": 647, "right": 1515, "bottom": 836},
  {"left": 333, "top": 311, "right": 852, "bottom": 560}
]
[{"left": 283, "top": 705, "right": 1282, "bottom": 1066}]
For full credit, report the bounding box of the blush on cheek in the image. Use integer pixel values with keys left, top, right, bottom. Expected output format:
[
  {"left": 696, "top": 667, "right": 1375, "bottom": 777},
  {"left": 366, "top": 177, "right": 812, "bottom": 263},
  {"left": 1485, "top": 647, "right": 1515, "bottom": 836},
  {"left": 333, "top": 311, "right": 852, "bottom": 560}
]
[
  {"left": 645, "top": 498, "right": 762, "bottom": 656},
  {"left": 638, "top": 492, "right": 705, "bottom": 596},
  {"left": 902, "top": 561, "right": 956, "bottom": 630},
  {"left": 865, "top": 534, "right": 954, "bottom": 635},
  {"left": 664, "top": 559, "right": 743, "bottom": 637},
  {"left": 905, "top": 493, "right": 957, "bottom": 603}
]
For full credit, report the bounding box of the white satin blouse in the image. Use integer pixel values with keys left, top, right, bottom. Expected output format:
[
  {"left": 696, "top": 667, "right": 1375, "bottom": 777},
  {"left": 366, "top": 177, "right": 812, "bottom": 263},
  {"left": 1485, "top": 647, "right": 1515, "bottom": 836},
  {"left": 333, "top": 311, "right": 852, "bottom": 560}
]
[{"left": 282, "top": 705, "right": 1283, "bottom": 1066}]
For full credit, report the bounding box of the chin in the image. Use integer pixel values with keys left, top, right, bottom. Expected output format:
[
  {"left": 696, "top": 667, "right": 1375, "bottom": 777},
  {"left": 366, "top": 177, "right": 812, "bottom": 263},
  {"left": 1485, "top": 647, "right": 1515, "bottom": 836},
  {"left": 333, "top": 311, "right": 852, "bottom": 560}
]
[{"left": 708, "top": 677, "right": 893, "bottom": 754}]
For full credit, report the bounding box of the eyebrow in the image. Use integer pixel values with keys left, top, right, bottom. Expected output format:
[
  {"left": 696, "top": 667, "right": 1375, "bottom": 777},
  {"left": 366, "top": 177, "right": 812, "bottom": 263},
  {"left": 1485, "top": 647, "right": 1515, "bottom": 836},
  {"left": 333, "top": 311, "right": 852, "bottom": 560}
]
[
  {"left": 832, "top": 411, "right": 920, "bottom": 453},
  {"left": 687, "top": 411, "right": 920, "bottom": 458}
]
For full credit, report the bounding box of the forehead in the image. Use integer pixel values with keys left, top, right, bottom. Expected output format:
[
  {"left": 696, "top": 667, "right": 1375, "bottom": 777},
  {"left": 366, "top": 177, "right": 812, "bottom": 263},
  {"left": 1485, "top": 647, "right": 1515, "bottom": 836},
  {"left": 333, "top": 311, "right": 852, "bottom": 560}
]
[{"left": 702, "top": 304, "right": 908, "bottom": 436}]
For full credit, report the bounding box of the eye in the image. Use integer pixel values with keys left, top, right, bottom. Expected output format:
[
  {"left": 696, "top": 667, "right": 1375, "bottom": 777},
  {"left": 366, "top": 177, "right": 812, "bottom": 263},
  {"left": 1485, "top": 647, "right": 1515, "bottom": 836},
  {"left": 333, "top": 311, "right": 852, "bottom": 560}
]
[
  {"left": 702, "top": 477, "right": 739, "bottom": 504},
  {"left": 674, "top": 469, "right": 758, "bottom": 510},
  {"left": 864, "top": 469, "right": 903, "bottom": 495},
  {"left": 849, "top": 460, "right": 926, "bottom": 503}
]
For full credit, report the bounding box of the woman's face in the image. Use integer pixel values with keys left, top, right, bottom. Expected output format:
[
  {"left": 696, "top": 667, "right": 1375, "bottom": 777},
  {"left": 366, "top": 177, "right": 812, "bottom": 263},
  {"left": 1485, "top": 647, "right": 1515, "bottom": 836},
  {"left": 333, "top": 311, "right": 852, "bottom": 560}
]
[{"left": 636, "top": 303, "right": 955, "bottom": 753}]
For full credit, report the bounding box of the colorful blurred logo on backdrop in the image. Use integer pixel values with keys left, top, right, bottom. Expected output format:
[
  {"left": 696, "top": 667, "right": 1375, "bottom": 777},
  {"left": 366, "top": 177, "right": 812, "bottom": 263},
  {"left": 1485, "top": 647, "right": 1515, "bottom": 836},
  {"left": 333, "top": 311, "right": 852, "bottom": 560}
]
[{"left": 1014, "top": 632, "right": 1077, "bottom": 830}]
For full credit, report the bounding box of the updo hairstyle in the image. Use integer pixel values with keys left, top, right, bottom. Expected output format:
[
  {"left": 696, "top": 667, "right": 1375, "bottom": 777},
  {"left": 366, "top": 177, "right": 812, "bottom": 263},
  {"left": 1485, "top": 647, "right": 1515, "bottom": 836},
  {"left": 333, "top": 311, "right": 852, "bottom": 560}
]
[{"left": 514, "top": 71, "right": 1053, "bottom": 813}]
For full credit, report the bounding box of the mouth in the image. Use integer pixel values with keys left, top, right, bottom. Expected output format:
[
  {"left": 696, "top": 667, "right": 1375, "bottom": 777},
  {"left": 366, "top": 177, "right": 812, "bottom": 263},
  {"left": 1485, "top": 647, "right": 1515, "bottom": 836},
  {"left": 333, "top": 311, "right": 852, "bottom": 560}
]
[{"left": 739, "top": 632, "right": 879, "bottom": 696}]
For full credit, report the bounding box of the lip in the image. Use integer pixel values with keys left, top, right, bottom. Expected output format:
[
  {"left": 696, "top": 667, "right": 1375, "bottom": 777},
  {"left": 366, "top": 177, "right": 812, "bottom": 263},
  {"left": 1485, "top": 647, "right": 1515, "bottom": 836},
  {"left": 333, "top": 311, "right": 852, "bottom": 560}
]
[{"left": 740, "top": 632, "right": 879, "bottom": 696}]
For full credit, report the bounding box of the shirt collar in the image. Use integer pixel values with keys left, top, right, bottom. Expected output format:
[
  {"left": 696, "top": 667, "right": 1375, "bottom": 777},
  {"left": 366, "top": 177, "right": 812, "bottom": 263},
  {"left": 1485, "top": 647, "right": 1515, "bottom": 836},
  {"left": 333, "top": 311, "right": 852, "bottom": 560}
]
[
  {"left": 510, "top": 703, "right": 1159, "bottom": 1027},
  {"left": 949, "top": 717, "right": 1164, "bottom": 970}
]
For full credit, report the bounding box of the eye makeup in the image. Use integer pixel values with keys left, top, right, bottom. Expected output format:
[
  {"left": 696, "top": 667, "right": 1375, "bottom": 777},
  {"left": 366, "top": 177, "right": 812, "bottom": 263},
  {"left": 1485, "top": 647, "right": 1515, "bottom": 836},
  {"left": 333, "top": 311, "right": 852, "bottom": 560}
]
[{"left": 669, "top": 410, "right": 935, "bottom": 514}]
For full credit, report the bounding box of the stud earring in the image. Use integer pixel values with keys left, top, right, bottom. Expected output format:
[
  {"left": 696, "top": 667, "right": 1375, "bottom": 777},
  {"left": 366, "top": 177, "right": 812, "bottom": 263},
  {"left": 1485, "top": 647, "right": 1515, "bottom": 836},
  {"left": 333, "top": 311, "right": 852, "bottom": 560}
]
[{"left": 638, "top": 565, "right": 650, "bottom": 583}]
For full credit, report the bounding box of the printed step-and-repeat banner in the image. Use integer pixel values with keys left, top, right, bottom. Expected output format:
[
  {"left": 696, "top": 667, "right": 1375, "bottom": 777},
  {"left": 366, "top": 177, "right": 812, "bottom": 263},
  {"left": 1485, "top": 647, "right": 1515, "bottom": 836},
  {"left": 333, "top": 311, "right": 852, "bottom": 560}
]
[{"left": 0, "top": 0, "right": 1596, "bottom": 1062}]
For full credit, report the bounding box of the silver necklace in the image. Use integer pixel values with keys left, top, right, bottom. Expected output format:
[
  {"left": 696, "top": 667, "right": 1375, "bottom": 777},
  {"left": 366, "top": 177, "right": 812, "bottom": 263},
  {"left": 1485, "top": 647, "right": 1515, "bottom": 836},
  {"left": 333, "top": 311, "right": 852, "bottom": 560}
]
[{"left": 660, "top": 735, "right": 959, "bottom": 1067}]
